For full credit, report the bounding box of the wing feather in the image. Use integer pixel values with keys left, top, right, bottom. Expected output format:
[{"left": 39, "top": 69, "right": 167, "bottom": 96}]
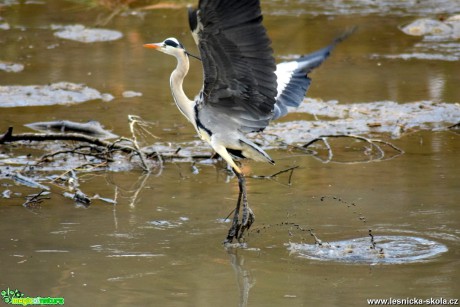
[
  {"left": 272, "top": 28, "right": 355, "bottom": 120},
  {"left": 189, "top": 0, "right": 277, "bottom": 133}
]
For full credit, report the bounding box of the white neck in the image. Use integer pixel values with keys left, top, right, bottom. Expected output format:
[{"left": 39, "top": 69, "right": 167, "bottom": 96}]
[{"left": 170, "top": 52, "right": 195, "bottom": 126}]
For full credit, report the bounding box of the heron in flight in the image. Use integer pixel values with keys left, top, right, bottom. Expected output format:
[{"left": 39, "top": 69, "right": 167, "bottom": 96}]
[{"left": 144, "top": 0, "right": 351, "bottom": 243}]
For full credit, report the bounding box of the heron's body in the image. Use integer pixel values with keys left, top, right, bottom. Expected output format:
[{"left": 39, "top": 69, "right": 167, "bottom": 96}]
[
  {"left": 163, "top": 41, "right": 274, "bottom": 173},
  {"left": 144, "top": 0, "right": 351, "bottom": 242}
]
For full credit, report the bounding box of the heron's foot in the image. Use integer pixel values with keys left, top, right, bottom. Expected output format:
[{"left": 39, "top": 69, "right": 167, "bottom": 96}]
[
  {"left": 224, "top": 224, "right": 240, "bottom": 244},
  {"left": 224, "top": 208, "right": 254, "bottom": 244},
  {"left": 237, "top": 206, "right": 254, "bottom": 241},
  {"left": 224, "top": 169, "right": 254, "bottom": 244},
  {"left": 224, "top": 211, "right": 241, "bottom": 244}
]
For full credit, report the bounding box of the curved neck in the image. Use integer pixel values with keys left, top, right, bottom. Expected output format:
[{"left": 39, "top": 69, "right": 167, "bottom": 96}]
[{"left": 170, "top": 52, "right": 195, "bottom": 124}]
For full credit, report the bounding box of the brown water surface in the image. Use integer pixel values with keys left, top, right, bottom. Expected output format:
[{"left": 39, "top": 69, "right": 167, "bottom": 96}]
[{"left": 1, "top": 1, "right": 459, "bottom": 306}]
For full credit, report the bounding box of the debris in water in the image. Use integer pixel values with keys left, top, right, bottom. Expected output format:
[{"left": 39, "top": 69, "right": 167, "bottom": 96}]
[
  {"left": 22, "top": 190, "right": 50, "bottom": 209},
  {"left": 377, "top": 15, "right": 460, "bottom": 61},
  {"left": 262, "top": 98, "right": 460, "bottom": 145},
  {"left": 25, "top": 120, "right": 118, "bottom": 140},
  {"left": 400, "top": 18, "right": 453, "bottom": 37},
  {"left": 0, "top": 82, "right": 114, "bottom": 107},
  {"left": 122, "top": 91, "right": 143, "bottom": 98},
  {"left": 0, "top": 21, "right": 10, "bottom": 30},
  {"left": 375, "top": 53, "right": 459, "bottom": 61},
  {"left": 53, "top": 24, "right": 123, "bottom": 43},
  {"left": 0, "top": 61, "right": 24, "bottom": 72},
  {"left": 12, "top": 173, "right": 50, "bottom": 190},
  {"left": 63, "top": 190, "right": 91, "bottom": 207},
  {"left": 265, "top": 1, "right": 460, "bottom": 17},
  {"left": 92, "top": 194, "right": 116, "bottom": 205},
  {"left": 400, "top": 15, "right": 460, "bottom": 39},
  {"left": 2, "top": 189, "right": 12, "bottom": 198}
]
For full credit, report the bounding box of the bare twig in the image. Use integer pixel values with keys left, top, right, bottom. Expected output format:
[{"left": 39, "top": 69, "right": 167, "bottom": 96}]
[
  {"left": 114, "top": 137, "right": 150, "bottom": 172},
  {"left": 127, "top": 172, "right": 150, "bottom": 208},
  {"left": 127, "top": 115, "right": 160, "bottom": 173},
  {"left": 1, "top": 127, "right": 136, "bottom": 154},
  {"left": 251, "top": 166, "right": 299, "bottom": 186},
  {"left": 0, "top": 126, "right": 161, "bottom": 171},
  {"left": 128, "top": 115, "right": 159, "bottom": 140},
  {"left": 39, "top": 145, "right": 114, "bottom": 163},
  {"left": 301, "top": 134, "right": 404, "bottom": 163},
  {"left": 447, "top": 122, "right": 460, "bottom": 129},
  {"left": 22, "top": 190, "right": 50, "bottom": 209},
  {"left": 369, "top": 229, "right": 384, "bottom": 254}
]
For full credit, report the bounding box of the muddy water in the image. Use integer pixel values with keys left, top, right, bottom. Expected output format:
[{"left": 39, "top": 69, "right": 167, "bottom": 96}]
[{"left": 1, "top": 1, "right": 459, "bottom": 306}]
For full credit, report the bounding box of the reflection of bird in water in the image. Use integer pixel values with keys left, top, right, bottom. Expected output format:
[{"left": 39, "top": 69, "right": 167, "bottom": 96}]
[
  {"left": 227, "top": 248, "right": 254, "bottom": 307},
  {"left": 144, "top": 0, "right": 352, "bottom": 243}
]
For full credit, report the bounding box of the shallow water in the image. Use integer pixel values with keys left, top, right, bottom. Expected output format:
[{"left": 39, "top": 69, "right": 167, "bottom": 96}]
[{"left": 1, "top": 1, "right": 459, "bottom": 306}]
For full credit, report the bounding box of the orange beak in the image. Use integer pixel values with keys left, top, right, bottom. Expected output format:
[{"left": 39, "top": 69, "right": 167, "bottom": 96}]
[{"left": 143, "top": 43, "right": 161, "bottom": 49}]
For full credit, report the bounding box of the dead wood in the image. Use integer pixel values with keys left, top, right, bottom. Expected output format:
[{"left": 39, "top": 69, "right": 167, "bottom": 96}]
[
  {"left": 1, "top": 121, "right": 406, "bottom": 209},
  {"left": 250, "top": 166, "right": 299, "bottom": 186},
  {"left": 301, "top": 134, "right": 404, "bottom": 163},
  {"left": 1, "top": 126, "right": 154, "bottom": 171},
  {"left": 2, "top": 126, "right": 127, "bottom": 151},
  {"left": 22, "top": 190, "right": 50, "bottom": 209}
]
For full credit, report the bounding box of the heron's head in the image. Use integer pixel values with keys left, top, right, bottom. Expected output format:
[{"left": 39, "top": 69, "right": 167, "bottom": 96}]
[
  {"left": 143, "top": 37, "right": 185, "bottom": 56},
  {"left": 144, "top": 37, "right": 201, "bottom": 60}
]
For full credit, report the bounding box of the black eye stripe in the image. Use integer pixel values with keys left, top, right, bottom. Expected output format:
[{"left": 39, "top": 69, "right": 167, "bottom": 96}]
[
  {"left": 164, "top": 39, "right": 179, "bottom": 47},
  {"left": 164, "top": 39, "right": 184, "bottom": 49}
]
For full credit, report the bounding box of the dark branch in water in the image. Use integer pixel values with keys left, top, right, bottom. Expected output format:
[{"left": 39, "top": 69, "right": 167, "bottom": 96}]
[
  {"left": 39, "top": 145, "right": 115, "bottom": 163},
  {"left": 448, "top": 122, "right": 460, "bottom": 131},
  {"left": 2, "top": 122, "right": 406, "bottom": 213},
  {"left": 1, "top": 126, "right": 105, "bottom": 145},
  {"left": 250, "top": 166, "right": 299, "bottom": 186},
  {"left": 22, "top": 190, "right": 50, "bottom": 209},
  {"left": 301, "top": 134, "right": 404, "bottom": 163},
  {"left": 0, "top": 126, "right": 154, "bottom": 172},
  {"left": 369, "top": 229, "right": 385, "bottom": 255}
]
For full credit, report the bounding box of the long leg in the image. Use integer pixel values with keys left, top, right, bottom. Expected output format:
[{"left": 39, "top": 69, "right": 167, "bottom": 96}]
[
  {"left": 225, "top": 174, "right": 243, "bottom": 243},
  {"left": 224, "top": 169, "right": 255, "bottom": 243},
  {"left": 236, "top": 171, "right": 254, "bottom": 240}
]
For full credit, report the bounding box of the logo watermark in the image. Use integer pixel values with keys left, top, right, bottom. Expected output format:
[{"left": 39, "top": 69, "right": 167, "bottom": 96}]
[{"left": 1, "top": 288, "right": 64, "bottom": 306}]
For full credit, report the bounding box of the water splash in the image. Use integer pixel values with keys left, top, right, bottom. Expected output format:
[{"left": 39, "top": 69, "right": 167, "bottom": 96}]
[{"left": 288, "top": 235, "right": 448, "bottom": 264}]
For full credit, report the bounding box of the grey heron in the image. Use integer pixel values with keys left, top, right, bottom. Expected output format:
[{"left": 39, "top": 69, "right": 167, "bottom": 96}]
[{"left": 144, "top": 0, "right": 351, "bottom": 243}]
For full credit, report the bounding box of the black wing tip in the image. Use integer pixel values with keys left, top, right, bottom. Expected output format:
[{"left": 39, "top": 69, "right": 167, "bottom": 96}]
[
  {"left": 296, "top": 26, "right": 357, "bottom": 65},
  {"left": 293, "top": 26, "right": 356, "bottom": 64},
  {"left": 272, "top": 27, "right": 356, "bottom": 121},
  {"left": 333, "top": 26, "right": 357, "bottom": 45}
]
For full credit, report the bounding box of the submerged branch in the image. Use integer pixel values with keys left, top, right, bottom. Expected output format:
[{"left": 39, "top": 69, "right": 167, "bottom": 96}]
[
  {"left": 301, "top": 134, "right": 404, "bottom": 163},
  {"left": 251, "top": 166, "right": 299, "bottom": 186},
  {"left": 448, "top": 122, "right": 460, "bottom": 132},
  {"left": 1, "top": 126, "right": 405, "bottom": 174},
  {"left": 0, "top": 126, "right": 155, "bottom": 171},
  {"left": 22, "top": 190, "right": 50, "bottom": 209},
  {"left": 2, "top": 127, "right": 118, "bottom": 149}
]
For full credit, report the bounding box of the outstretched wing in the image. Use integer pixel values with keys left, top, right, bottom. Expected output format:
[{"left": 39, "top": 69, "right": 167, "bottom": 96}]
[
  {"left": 273, "top": 29, "right": 355, "bottom": 120},
  {"left": 188, "top": 0, "right": 277, "bottom": 133}
]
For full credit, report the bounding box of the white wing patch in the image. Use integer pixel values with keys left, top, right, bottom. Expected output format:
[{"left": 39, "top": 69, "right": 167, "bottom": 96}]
[{"left": 274, "top": 61, "right": 300, "bottom": 100}]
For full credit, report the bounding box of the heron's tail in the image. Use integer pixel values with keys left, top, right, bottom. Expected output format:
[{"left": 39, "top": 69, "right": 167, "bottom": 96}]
[{"left": 238, "top": 137, "right": 274, "bottom": 164}]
